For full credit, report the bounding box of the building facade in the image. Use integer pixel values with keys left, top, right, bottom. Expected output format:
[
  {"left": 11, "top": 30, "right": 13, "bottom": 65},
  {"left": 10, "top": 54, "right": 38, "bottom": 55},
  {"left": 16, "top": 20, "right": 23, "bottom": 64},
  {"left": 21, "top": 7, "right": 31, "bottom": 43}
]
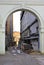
[
  {"left": 0, "top": 0, "right": 44, "bottom": 54},
  {"left": 20, "top": 11, "right": 39, "bottom": 51}
]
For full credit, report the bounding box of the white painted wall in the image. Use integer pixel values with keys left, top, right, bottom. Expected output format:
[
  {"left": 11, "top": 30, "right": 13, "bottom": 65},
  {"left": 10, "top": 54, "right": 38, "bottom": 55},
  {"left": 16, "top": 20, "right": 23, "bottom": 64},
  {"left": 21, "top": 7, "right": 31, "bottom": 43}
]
[
  {"left": 0, "top": 0, "right": 44, "bottom": 5},
  {"left": 0, "top": 0, "right": 44, "bottom": 54}
]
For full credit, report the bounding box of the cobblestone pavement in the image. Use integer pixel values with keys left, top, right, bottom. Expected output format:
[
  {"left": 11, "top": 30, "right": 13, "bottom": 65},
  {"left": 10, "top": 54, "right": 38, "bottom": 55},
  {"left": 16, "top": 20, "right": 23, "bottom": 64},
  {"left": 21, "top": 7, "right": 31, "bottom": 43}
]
[{"left": 0, "top": 51, "right": 40, "bottom": 65}]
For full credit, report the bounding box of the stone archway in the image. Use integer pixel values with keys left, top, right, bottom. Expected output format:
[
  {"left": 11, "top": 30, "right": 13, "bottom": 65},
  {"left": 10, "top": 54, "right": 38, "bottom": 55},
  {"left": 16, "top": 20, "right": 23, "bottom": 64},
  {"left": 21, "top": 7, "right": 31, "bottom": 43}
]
[{"left": 0, "top": 6, "right": 44, "bottom": 54}]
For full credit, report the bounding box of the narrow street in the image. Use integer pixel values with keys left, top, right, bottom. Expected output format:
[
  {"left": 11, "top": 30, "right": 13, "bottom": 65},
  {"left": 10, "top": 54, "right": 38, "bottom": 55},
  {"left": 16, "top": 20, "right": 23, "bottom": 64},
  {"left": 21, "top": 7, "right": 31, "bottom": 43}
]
[{"left": 0, "top": 50, "right": 44, "bottom": 65}]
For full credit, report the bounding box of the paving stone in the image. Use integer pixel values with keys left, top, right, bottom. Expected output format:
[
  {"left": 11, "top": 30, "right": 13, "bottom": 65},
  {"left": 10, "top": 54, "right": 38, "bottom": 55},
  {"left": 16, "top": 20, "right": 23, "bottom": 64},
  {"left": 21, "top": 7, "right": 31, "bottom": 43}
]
[{"left": 0, "top": 51, "right": 40, "bottom": 65}]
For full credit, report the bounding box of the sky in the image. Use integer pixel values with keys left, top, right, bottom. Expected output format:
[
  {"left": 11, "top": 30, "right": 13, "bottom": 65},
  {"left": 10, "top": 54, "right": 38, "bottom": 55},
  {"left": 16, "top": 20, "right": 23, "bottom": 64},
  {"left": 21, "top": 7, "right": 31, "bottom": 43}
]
[{"left": 13, "top": 11, "right": 21, "bottom": 32}]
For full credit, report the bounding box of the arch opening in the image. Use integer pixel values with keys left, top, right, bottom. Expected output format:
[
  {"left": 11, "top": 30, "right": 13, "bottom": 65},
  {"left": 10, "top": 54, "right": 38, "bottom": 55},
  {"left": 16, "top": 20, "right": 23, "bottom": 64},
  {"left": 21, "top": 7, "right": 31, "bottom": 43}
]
[{"left": 5, "top": 9, "right": 41, "bottom": 53}]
